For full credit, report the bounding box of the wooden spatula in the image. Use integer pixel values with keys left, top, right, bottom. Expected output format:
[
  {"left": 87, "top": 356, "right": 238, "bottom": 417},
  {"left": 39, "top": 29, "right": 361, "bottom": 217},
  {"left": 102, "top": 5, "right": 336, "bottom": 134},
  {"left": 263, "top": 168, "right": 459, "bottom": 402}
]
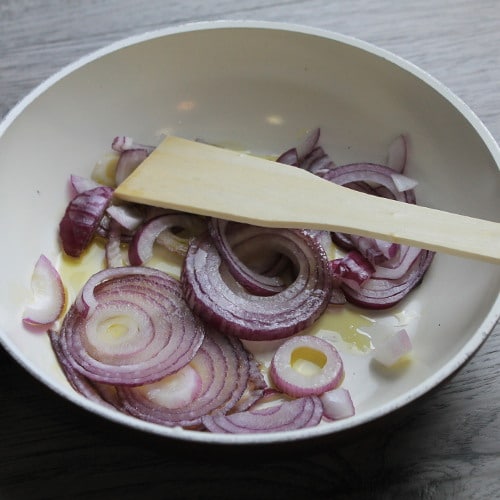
[{"left": 114, "top": 136, "right": 500, "bottom": 263}]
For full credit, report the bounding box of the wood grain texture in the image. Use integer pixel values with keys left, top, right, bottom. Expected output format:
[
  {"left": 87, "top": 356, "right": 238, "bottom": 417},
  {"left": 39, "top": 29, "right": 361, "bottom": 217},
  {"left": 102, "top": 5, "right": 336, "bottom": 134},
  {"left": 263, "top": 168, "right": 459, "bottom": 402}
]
[{"left": 1, "top": 1, "right": 499, "bottom": 499}]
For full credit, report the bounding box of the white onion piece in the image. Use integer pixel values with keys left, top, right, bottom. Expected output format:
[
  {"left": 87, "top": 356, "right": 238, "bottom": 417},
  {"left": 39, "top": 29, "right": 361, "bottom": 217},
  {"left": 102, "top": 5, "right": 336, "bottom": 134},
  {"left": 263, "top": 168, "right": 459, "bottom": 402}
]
[
  {"left": 372, "top": 328, "right": 412, "bottom": 367},
  {"left": 23, "top": 255, "right": 66, "bottom": 327},
  {"left": 386, "top": 134, "right": 408, "bottom": 173},
  {"left": 320, "top": 388, "right": 355, "bottom": 420},
  {"left": 70, "top": 174, "right": 102, "bottom": 195},
  {"left": 106, "top": 204, "right": 145, "bottom": 231},
  {"left": 390, "top": 172, "right": 418, "bottom": 192},
  {"left": 270, "top": 336, "right": 344, "bottom": 397},
  {"left": 49, "top": 330, "right": 119, "bottom": 409},
  {"left": 202, "top": 395, "right": 323, "bottom": 434},
  {"left": 105, "top": 219, "right": 126, "bottom": 268}
]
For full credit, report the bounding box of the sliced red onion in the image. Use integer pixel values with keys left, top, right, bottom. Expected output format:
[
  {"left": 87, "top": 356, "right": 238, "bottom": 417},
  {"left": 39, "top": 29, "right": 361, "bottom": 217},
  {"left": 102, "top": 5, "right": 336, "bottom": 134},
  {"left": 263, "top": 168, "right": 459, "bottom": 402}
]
[
  {"left": 301, "top": 146, "right": 335, "bottom": 174},
  {"left": 390, "top": 172, "right": 418, "bottom": 192},
  {"left": 296, "top": 127, "right": 320, "bottom": 160},
  {"left": 70, "top": 174, "right": 102, "bottom": 195},
  {"left": 59, "top": 186, "right": 114, "bottom": 257},
  {"left": 115, "top": 329, "right": 251, "bottom": 428},
  {"left": 129, "top": 213, "right": 206, "bottom": 265},
  {"left": 320, "top": 388, "right": 355, "bottom": 420},
  {"left": 386, "top": 134, "right": 408, "bottom": 173},
  {"left": 331, "top": 251, "right": 375, "bottom": 290},
  {"left": 318, "top": 162, "right": 416, "bottom": 203},
  {"left": 208, "top": 219, "right": 290, "bottom": 296},
  {"left": 22, "top": 254, "right": 66, "bottom": 327},
  {"left": 114, "top": 148, "right": 148, "bottom": 185},
  {"left": 112, "top": 136, "right": 134, "bottom": 152},
  {"left": 311, "top": 158, "right": 434, "bottom": 308},
  {"left": 372, "top": 245, "right": 423, "bottom": 279},
  {"left": 131, "top": 364, "right": 203, "bottom": 410},
  {"left": 276, "top": 147, "right": 299, "bottom": 166},
  {"left": 340, "top": 250, "right": 434, "bottom": 309},
  {"left": 111, "top": 136, "right": 155, "bottom": 154},
  {"left": 48, "top": 329, "right": 119, "bottom": 409},
  {"left": 277, "top": 128, "right": 324, "bottom": 170},
  {"left": 181, "top": 229, "right": 333, "bottom": 341},
  {"left": 347, "top": 235, "right": 400, "bottom": 265},
  {"left": 270, "top": 336, "right": 344, "bottom": 397},
  {"left": 105, "top": 219, "right": 127, "bottom": 268},
  {"left": 371, "top": 328, "right": 412, "bottom": 367},
  {"left": 329, "top": 286, "right": 347, "bottom": 305},
  {"left": 202, "top": 395, "right": 323, "bottom": 434},
  {"left": 106, "top": 203, "right": 146, "bottom": 232},
  {"left": 60, "top": 266, "right": 205, "bottom": 385},
  {"left": 230, "top": 354, "right": 267, "bottom": 413}
]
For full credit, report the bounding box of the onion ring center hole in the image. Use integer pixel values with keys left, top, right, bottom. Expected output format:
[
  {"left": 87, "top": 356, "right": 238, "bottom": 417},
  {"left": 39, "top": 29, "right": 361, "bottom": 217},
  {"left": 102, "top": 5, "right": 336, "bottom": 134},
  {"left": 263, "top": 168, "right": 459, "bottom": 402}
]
[
  {"left": 290, "top": 346, "right": 327, "bottom": 376},
  {"left": 234, "top": 243, "right": 298, "bottom": 284}
]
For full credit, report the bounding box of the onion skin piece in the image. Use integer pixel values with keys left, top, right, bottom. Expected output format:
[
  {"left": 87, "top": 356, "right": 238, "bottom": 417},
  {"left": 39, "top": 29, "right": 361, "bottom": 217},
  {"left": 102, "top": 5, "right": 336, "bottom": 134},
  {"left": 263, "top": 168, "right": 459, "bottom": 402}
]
[
  {"left": 22, "top": 254, "right": 66, "bottom": 328},
  {"left": 270, "top": 336, "right": 344, "bottom": 397},
  {"left": 181, "top": 229, "right": 333, "bottom": 341},
  {"left": 202, "top": 395, "right": 323, "bottom": 434},
  {"left": 320, "top": 388, "right": 355, "bottom": 420},
  {"left": 59, "top": 186, "right": 114, "bottom": 257}
]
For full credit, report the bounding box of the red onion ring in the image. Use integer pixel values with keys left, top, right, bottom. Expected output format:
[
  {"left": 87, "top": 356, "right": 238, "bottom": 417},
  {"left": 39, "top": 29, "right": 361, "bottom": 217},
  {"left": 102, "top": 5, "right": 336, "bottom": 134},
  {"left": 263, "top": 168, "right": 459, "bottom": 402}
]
[
  {"left": 115, "top": 328, "right": 252, "bottom": 428},
  {"left": 49, "top": 329, "right": 119, "bottom": 409},
  {"left": 60, "top": 266, "right": 205, "bottom": 386},
  {"left": 59, "top": 185, "right": 114, "bottom": 257},
  {"left": 202, "top": 395, "right": 323, "bottom": 434},
  {"left": 129, "top": 213, "right": 206, "bottom": 265},
  {"left": 181, "top": 228, "right": 333, "bottom": 341},
  {"left": 208, "top": 219, "right": 291, "bottom": 296},
  {"left": 270, "top": 336, "right": 344, "bottom": 397},
  {"left": 319, "top": 162, "right": 416, "bottom": 203},
  {"left": 23, "top": 254, "right": 66, "bottom": 327},
  {"left": 340, "top": 249, "right": 434, "bottom": 309}
]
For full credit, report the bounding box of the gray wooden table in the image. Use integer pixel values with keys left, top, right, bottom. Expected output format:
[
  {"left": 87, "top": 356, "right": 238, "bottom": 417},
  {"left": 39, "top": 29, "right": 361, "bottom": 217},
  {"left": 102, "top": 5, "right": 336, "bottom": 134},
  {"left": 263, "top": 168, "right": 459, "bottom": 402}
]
[{"left": 1, "top": 1, "right": 499, "bottom": 498}]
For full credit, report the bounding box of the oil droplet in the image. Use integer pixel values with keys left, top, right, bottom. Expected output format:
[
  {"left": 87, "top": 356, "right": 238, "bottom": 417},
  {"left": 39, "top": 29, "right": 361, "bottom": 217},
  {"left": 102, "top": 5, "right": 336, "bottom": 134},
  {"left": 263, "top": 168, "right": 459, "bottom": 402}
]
[
  {"left": 309, "top": 306, "right": 374, "bottom": 354},
  {"left": 57, "top": 241, "right": 106, "bottom": 305}
]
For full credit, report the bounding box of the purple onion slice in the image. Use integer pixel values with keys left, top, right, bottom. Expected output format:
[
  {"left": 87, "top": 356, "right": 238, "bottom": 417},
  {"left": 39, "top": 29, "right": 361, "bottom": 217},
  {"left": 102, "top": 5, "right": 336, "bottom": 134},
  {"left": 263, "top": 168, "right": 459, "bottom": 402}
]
[
  {"left": 59, "top": 186, "right": 114, "bottom": 257},
  {"left": 60, "top": 266, "right": 205, "bottom": 386},
  {"left": 115, "top": 328, "right": 252, "bottom": 428},
  {"left": 181, "top": 228, "right": 333, "bottom": 341},
  {"left": 202, "top": 395, "right": 323, "bottom": 434}
]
